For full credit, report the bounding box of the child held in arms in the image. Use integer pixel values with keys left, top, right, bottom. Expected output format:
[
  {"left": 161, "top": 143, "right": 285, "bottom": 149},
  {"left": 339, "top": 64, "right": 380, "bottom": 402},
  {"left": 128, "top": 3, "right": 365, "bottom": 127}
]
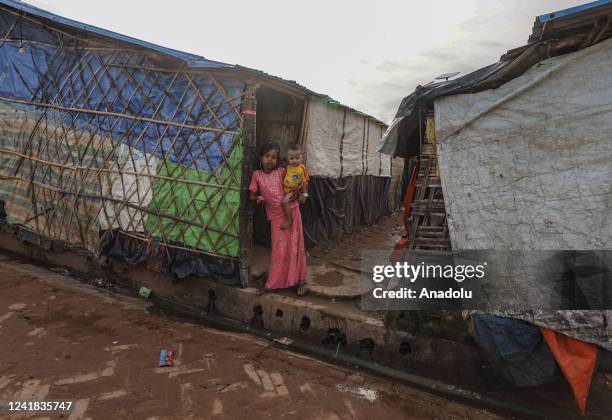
[{"left": 280, "top": 143, "right": 309, "bottom": 229}]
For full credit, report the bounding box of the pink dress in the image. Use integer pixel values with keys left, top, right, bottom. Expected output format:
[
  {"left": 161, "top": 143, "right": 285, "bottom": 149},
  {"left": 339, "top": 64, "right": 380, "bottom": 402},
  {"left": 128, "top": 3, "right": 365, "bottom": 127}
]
[{"left": 249, "top": 168, "right": 307, "bottom": 289}]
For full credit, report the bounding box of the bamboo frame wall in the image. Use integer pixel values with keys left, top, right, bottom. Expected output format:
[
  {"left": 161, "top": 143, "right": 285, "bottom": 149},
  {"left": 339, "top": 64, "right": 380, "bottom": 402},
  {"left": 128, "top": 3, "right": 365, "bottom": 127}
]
[{"left": 0, "top": 9, "right": 246, "bottom": 261}]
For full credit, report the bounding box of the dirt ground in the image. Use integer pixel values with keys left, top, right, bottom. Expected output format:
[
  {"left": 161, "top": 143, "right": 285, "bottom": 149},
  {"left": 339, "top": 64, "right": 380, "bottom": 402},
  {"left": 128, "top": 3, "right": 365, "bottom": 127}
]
[
  {"left": 302, "top": 212, "right": 405, "bottom": 297},
  {"left": 308, "top": 212, "right": 404, "bottom": 262},
  {"left": 0, "top": 254, "right": 502, "bottom": 420}
]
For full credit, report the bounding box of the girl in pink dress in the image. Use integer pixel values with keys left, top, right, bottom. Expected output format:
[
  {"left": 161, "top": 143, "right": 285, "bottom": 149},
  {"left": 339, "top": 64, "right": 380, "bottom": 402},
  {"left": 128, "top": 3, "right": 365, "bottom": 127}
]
[{"left": 249, "top": 143, "right": 308, "bottom": 295}]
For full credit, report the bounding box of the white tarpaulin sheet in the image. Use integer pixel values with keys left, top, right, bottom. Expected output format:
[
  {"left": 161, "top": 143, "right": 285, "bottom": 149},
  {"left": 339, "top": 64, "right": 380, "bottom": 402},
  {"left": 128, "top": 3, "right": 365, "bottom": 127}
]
[
  {"left": 435, "top": 38, "right": 612, "bottom": 350},
  {"left": 306, "top": 98, "right": 390, "bottom": 178},
  {"left": 99, "top": 144, "right": 158, "bottom": 232}
]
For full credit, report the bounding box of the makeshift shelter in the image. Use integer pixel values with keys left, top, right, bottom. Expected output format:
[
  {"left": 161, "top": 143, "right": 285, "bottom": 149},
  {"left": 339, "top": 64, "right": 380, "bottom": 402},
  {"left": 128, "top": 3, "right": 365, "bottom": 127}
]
[
  {"left": 0, "top": 0, "right": 392, "bottom": 287},
  {"left": 300, "top": 97, "right": 391, "bottom": 246},
  {"left": 380, "top": 0, "right": 612, "bottom": 346},
  {"left": 380, "top": 0, "right": 612, "bottom": 412}
]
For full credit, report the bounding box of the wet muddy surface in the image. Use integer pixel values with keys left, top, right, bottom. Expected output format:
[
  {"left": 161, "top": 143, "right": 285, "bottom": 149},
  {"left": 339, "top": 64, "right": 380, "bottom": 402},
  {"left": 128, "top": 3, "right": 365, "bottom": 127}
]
[
  {"left": 304, "top": 213, "right": 404, "bottom": 298},
  {"left": 312, "top": 270, "right": 344, "bottom": 288},
  {"left": 0, "top": 254, "right": 501, "bottom": 419},
  {"left": 308, "top": 212, "right": 404, "bottom": 262}
]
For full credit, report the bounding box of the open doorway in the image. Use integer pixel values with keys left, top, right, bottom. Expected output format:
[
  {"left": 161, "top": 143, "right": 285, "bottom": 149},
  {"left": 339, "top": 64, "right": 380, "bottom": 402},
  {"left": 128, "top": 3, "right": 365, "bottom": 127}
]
[
  {"left": 252, "top": 86, "right": 306, "bottom": 248},
  {"left": 249, "top": 86, "right": 306, "bottom": 283}
]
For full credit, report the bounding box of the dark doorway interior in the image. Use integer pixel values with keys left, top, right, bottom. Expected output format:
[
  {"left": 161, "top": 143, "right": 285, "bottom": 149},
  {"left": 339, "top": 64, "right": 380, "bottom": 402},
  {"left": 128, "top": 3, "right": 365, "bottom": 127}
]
[{"left": 252, "top": 86, "right": 305, "bottom": 248}]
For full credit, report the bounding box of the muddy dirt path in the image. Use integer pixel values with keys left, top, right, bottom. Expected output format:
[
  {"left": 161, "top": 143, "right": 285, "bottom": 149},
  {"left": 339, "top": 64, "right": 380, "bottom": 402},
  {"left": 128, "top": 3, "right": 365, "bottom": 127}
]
[
  {"left": 0, "top": 254, "right": 500, "bottom": 419},
  {"left": 304, "top": 213, "right": 404, "bottom": 298}
]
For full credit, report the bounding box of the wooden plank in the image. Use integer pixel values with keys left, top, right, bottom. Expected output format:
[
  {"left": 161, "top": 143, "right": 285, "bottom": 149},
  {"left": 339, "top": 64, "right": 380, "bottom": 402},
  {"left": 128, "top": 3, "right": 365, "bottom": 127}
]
[{"left": 298, "top": 97, "right": 309, "bottom": 148}]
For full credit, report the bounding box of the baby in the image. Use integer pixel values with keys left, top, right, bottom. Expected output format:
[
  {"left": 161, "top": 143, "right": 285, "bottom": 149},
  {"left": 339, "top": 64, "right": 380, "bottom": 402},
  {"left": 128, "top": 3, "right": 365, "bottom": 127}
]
[{"left": 280, "top": 143, "right": 309, "bottom": 229}]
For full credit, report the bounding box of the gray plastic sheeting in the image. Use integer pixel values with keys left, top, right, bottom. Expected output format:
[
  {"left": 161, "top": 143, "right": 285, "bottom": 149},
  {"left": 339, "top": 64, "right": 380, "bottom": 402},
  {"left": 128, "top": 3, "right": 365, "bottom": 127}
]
[{"left": 437, "top": 39, "right": 612, "bottom": 350}]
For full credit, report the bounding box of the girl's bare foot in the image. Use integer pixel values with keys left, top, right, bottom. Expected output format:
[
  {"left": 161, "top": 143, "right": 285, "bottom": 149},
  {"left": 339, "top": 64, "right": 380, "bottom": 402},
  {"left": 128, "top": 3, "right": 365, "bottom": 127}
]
[{"left": 280, "top": 219, "right": 293, "bottom": 229}]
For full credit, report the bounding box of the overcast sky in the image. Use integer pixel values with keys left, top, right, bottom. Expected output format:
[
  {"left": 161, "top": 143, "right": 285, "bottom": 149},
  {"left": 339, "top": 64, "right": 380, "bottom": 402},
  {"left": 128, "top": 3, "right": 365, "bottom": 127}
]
[{"left": 29, "top": 0, "right": 584, "bottom": 122}]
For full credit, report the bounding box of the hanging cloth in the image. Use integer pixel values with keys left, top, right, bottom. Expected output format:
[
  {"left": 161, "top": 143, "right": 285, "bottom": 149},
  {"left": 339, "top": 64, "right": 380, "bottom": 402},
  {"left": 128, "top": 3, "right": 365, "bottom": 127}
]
[{"left": 540, "top": 327, "right": 598, "bottom": 415}]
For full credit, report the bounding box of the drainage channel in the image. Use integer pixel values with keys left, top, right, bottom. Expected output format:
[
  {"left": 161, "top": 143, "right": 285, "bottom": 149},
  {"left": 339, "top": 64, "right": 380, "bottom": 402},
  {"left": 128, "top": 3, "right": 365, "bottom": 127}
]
[{"left": 148, "top": 293, "right": 563, "bottom": 420}]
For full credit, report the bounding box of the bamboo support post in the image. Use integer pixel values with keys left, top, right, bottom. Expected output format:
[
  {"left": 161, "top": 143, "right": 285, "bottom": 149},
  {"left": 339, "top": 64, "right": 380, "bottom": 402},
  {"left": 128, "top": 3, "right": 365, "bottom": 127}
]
[{"left": 238, "top": 81, "right": 258, "bottom": 288}]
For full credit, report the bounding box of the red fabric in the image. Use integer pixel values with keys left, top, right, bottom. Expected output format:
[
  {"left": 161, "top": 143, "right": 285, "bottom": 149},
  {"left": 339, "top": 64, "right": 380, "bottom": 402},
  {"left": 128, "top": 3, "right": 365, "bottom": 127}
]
[
  {"left": 392, "top": 164, "right": 419, "bottom": 255},
  {"left": 267, "top": 206, "right": 307, "bottom": 289},
  {"left": 249, "top": 168, "right": 307, "bottom": 289},
  {"left": 394, "top": 237, "right": 408, "bottom": 251},
  {"left": 540, "top": 328, "right": 597, "bottom": 415},
  {"left": 402, "top": 164, "right": 419, "bottom": 235}
]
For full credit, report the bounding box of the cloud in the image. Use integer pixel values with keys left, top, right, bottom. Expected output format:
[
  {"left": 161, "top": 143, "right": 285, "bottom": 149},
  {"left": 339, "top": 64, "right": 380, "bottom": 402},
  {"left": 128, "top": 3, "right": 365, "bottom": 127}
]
[
  {"left": 345, "top": 0, "right": 584, "bottom": 122},
  {"left": 25, "top": 0, "right": 63, "bottom": 14},
  {"left": 376, "top": 61, "right": 422, "bottom": 73}
]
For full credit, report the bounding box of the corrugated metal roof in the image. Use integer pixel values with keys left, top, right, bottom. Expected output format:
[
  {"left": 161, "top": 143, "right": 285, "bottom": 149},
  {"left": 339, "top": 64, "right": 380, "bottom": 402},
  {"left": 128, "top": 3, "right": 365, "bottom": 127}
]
[{"left": 0, "top": 0, "right": 232, "bottom": 68}]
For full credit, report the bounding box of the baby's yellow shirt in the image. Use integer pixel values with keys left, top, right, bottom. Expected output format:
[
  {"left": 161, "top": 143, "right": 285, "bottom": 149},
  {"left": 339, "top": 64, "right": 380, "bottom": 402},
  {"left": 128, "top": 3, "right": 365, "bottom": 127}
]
[{"left": 284, "top": 164, "right": 309, "bottom": 193}]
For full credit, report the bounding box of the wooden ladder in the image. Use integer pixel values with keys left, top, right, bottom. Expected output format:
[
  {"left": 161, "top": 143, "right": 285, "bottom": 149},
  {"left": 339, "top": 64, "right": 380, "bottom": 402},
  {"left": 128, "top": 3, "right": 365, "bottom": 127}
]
[{"left": 407, "top": 139, "right": 450, "bottom": 250}]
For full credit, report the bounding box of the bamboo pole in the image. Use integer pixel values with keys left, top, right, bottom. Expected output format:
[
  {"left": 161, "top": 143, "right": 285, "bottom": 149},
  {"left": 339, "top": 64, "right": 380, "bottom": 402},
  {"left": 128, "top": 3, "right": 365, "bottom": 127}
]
[
  {"left": 0, "top": 96, "right": 239, "bottom": 135},
  {"left": 211, "top": 75, "right": 244, "bottom": 125},
  {"left": 298, "top": 97, "right": 310, "bottom": 161},
  {"left": 0, "top": 174, "right": 238, "bottom": 238},
  {"left": 1, "top": 38, "right": 139, "bottom": 52},
  {"left": 0, "top": 19, "right": 18, "bottom": 48},
  {"left": 238, "top": 81, "right": 258, "bottom": 288},
  {"left": 117, "top": 230, "right": 239, "bottom": 261},
  {"left": 2, "top": 7, "right": 123, "bottom": 49},
  {"left": 0, "top": 149, "right": 240, "bottom": 190},
  {"left": 13, "top": 223, "right": 239, "bottom": 261}
]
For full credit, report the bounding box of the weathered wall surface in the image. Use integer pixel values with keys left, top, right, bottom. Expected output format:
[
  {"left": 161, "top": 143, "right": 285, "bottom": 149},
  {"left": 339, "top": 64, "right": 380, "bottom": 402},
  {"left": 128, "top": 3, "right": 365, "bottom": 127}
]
[
  {"left": 435, "top": 38, "right": 612, "bottom": 250},
  {"left": 435, "top": 38, "right": 612, "bottom": 350},
  {"left": 305, "top": 98, "right": 391, "bottom": 178}
]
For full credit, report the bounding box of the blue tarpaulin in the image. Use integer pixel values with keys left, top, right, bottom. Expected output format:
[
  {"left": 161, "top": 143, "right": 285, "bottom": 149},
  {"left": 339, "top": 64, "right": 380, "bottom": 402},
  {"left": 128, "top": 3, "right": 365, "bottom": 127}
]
[
  {"left": 536, "top": 0, "right": 611, "bottom": 23},
  {"left": 0, "top": 1, "right": 245, "bottom": 271},
  {"left": 0, "top": 8, "right": 244, "bottom": 172},
  {"left": 472, "top": 314, "right": 561, "bottom": 387}
]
